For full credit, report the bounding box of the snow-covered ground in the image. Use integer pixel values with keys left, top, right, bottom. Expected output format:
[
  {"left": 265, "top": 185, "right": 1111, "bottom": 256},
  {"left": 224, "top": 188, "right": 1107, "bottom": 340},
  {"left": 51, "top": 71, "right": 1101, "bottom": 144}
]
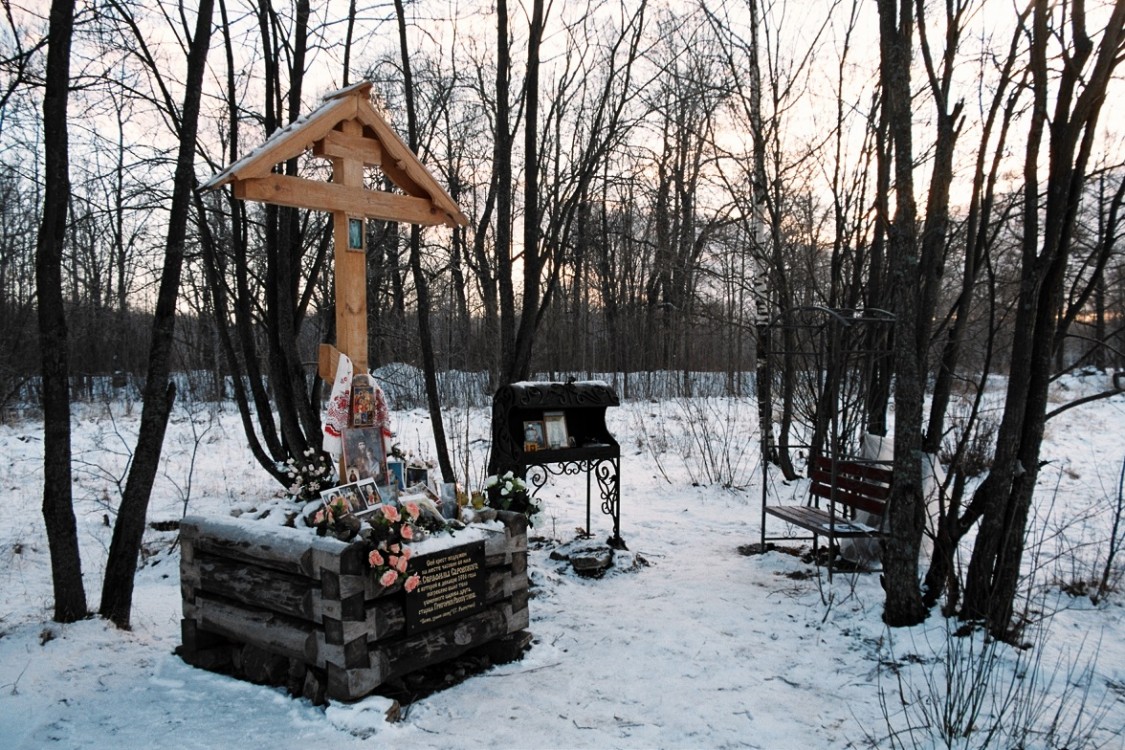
[{"left": 1, "top": 378, "right": 1123, "bottom": 749}]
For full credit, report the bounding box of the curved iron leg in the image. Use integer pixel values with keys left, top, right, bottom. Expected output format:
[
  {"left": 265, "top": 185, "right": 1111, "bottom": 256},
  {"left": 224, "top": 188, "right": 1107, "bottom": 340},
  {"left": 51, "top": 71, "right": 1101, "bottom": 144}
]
[{"left": 595, "top": 457, "right": 624, "bottom": 549}]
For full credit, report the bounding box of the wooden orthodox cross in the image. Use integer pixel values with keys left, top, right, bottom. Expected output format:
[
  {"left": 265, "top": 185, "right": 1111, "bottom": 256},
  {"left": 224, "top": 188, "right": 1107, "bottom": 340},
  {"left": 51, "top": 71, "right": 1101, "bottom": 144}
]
[{"left": 204, "top": 81, "right": 468, "bottom": 380}]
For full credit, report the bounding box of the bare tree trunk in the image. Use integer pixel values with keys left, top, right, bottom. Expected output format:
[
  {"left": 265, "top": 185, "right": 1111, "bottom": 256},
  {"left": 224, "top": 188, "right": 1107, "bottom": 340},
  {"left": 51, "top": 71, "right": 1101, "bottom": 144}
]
[
  {"left": 920, "top": 15, "right": 1025, "bottom": 608},
  {"left": 961, "top": 0, "right": 1125, "bottom": 638},
  {"left": 495, "top": 0, "right": 516, "bottom": 386},
  {"left": 100, "top": 0, "right": 214, "bottom": 629},
  {"left": 197, "top": 0, "right": 328, "bottom": 488},
  {"left": 864, "top": 111, "right": 892, "bottom": 436},
  {"left": 261, "top": 0, "right": 318, "bottom": 459},
  {"left": 505, "top": 0, "right": 545, "bottom": 384},
  {"left": 191, "top": 0, "right": 286, "bottom": 485},
  {"left": 393, "top": 0, "right": 454, "bottom": 482},
  {"left": 37, "top": 0, "right": 87, "bottom": 624},
  {"left": 877, "top": 0, "right": 927, "bottom": 627},
  {"left": 742, "top": 0, "right": 780, "bottom": 468}
]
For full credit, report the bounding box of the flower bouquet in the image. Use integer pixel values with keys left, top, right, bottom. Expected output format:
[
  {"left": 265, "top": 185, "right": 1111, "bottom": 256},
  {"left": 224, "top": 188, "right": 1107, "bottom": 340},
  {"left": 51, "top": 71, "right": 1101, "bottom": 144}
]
[
  {"left": 284, "top": 448, "right": 337, "bottom": 502},
  {"left": 483, "top": 471, "right": 541, "bottom": 525},
  {"left": 308, "top": 495, "right": 360, "bottom": 540},
  {"left": 365, "top": 501, "right": 423, "bottom": 592}
]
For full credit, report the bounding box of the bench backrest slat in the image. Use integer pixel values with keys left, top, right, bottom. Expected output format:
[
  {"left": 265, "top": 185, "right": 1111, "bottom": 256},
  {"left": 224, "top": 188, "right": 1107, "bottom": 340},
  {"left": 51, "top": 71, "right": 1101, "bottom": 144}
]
[
  {"left": 809, "top": 482, "right": 887, "bottom": 517},
  {"left": 808, "top": 468, "right": 892, "bottom": 501},
  {"left": 809, "top": 456, "right": 893, "bottom": 518}
]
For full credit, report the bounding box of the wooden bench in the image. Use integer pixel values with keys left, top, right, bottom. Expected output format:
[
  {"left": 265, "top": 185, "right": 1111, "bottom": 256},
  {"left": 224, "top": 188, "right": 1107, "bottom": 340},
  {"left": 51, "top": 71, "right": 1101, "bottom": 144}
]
[{"left": 763, "top": 455, "right": 892, "bottom": 572}]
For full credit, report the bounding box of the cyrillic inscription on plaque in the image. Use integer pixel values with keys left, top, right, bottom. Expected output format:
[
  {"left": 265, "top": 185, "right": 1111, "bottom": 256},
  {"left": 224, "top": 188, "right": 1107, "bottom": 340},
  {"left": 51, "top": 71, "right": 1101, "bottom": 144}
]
[{"left": 403, "top": 541, "right": 486, "bottom": 635}]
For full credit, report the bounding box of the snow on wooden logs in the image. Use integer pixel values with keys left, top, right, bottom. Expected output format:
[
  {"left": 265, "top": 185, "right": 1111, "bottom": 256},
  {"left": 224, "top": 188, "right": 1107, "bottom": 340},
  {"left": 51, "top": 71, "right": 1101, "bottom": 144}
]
[{"left": 178, "top": 511, "right": 530, "bottom": 703}]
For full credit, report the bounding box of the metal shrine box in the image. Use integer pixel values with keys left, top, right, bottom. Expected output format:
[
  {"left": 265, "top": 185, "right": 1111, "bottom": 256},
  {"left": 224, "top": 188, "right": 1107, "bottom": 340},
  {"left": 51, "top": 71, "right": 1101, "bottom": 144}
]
[{"left": 488, "top": 380, "right": 623, "bottom": 546}]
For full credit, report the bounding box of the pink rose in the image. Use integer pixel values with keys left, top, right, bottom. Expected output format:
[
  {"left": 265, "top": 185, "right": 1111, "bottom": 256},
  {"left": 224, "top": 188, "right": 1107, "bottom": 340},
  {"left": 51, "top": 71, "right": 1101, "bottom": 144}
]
[
  {"left": 404, "top": 502, "right": 420, "bottom": 521},
  {"left": 381, "top": 504, "right": 400, "bottom": 522},
  {"left": 395, "top": 556, "right": 408, "bottom": 574},
  {"left": 368, "top": 550, "right": 384, "bottom": 568},
  {"left": 400, "top": 524, "right": 414, "bottom": 541},
  {"left": 400, "top": 547, "right": 412, "bottom": 561},
  {"left": 390, "top": 543, "right": 401, "bottom": 554},
  {"left": 404, "top": 574, "right": 421, "bottom": 593},
  {"left": 312, "top": 509, "right": 325, "bottom": 525},
  {"left": 379, "top": 570, "right": 398, "bottom": 587}
]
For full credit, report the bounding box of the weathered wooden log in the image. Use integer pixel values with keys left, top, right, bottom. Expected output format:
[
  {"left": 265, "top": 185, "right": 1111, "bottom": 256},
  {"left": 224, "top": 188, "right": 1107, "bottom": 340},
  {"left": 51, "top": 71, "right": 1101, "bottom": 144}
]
[
  {"left": 497, "top": 510, "right": 529, "bottom": 538},
  {"left": 365, "top": 598, "right": 406, "bottom": 642},
  {"left": 314, "top": 626, "right": 371, "bottom": 670},
  {"left": 503, "top": 601, "right": 530, "bottom": 633},
  {"left": 322, "top": 568, "right": 368, "bottom": 602},
  {"left": 181, "top": 617, "right": 226, "bottom": 652},
  {"left": 510, "top": 587, "right": 530, "bottom": 616},
  {"left": 321, "top": 570, "right": 367, "bottom": 626},
  {"left": 182, "top": 515, "right": 359, "bottom": 578},
  {"left": 326, "top": 663, "right": 384, "bottom": 701},
  {"left": 287, "top": 657, "right": 308, "bottom": 697},
  {"left": 484, "top": 569, "right": 530, "bottom": 603},
  {"left": 303, "top": 666, "right": 328, "bottom": 704},
  {"left": 379, "top": 604, "right": 509, "bottom": 683},
  {"left": 195, "top": 593, "right": 318, "bottom": 664},
  {"left": 479, "top": 629, "right": 533, "bottom": 665},
  {"left": 238, "top": 643, "right": 290, "bottom": 685},
  {"left": 193, "top": 551, "right": 319, "bottom": 621},
  {"left": 178, "top": 618, "right": 234, "bottom": 671}
]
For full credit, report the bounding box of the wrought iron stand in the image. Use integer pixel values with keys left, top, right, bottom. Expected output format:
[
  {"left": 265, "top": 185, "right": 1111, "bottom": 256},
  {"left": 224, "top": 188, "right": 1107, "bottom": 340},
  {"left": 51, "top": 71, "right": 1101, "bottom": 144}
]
[
  {"left": 488, "top": 380, "right": 625, "bottom": 548},
  {"left": 526, "top": 456, "right": 621, "bottom": 545}
]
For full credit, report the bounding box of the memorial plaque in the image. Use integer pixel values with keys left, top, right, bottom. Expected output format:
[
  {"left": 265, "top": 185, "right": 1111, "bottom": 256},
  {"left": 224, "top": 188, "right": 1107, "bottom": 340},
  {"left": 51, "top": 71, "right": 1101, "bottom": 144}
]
[{"left": 403, "top": 541, "right": 486, "bottom": 635}]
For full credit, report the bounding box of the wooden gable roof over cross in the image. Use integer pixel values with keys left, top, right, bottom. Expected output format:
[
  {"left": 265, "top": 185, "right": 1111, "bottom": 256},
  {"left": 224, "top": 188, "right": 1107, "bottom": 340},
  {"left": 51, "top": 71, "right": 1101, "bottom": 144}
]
[
  {"left": 204, "top": 82, "right": 468, "bottom": 376},
  {"left": 203, "top": 81, "right": 468, "bottom": 228}
]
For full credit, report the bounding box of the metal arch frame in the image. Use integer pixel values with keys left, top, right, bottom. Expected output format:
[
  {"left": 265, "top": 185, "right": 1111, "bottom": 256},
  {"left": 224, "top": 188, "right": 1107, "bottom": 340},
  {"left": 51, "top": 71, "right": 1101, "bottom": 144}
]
[
  {"left": 526, "top": 457, "right": 623, "bottom": 548},
  {"left": 758, "top": 306, "right": 896, "bottom": 577}
]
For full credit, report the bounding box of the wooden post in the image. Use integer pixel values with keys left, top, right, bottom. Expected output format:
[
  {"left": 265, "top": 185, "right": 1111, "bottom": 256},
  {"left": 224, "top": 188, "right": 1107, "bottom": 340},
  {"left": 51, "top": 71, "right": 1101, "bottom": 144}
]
[{"left": 332, "top": 120, "right": 369, "bottom": 373}]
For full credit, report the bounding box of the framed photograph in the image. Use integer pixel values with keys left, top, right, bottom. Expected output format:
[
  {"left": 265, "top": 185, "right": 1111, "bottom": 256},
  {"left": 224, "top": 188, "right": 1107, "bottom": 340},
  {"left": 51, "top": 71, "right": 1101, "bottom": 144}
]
[
  {"left": 406, "top": 465, "right": 430, "bottom": 487},
  {"left": 320, "top": 485, "right": 353, "bottom": 516},
  {"left": 522, "top": 420, "right": 546, "bottom": 451},
  {"left": 355, "top": 478, "right": 383, "bottom": 514},
  {"left": 347, "top": 217, "right": 365, "bottom": 251},
  {"left": 343, "top": 426, "right": 387, "bottom": 484},
  {"left": 387, "top": 458, "right": 405, "bottom": 490},
  {"left": 340, "top": 482, "right": 368, "bottom": 515},
  {"left": 543, "top": 411, "right": 569, "bottom": 449}
]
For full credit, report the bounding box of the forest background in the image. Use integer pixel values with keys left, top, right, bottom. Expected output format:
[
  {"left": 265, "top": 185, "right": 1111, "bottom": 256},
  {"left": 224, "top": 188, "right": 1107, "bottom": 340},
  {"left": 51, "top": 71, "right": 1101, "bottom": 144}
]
[{"left": 2, "top": 0, "right": 1125, "bottom": 637}]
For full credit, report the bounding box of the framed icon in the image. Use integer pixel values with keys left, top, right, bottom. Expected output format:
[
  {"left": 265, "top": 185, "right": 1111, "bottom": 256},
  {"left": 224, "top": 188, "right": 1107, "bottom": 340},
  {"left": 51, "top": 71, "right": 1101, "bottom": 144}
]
[
  {"left": 347, "top": 217, "right": 365, "bottom": 251},
  {"left": 522, "top": 420, "right": 546, "bottom": 451},
  {"left": 342, "top": 426, "right": 387, "bottom": 485},
  {"left": 543, "top": 411, "right": 569, "bottom": 449}
]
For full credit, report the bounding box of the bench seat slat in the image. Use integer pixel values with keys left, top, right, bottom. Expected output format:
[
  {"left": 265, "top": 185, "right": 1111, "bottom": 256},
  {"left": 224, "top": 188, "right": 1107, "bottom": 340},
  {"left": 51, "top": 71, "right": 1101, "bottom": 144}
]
[{"left": 764, "top": 505, "right": 881, "bottom": 537}]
